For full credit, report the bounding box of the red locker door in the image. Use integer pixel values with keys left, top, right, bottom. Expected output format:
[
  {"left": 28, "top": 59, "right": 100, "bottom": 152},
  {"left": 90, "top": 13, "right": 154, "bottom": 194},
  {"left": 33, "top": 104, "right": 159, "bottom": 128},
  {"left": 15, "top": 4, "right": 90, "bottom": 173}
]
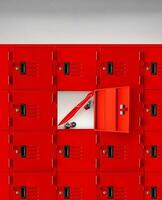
[
  {"left": 144, "top": 90, "right": 162, "bottom": 131},
  {"left": 12, "top": 91, "right": 54, "bottom": 130},
  {"left": 144, "top": 131, "right": 162, "bottom": 172},
  {"left": 142, "top": 47, "right": 162, "bottom": 89},
  {"left": 57, "top": 172, "right": 96, "bottom": 200},
  {"left": 12, "top": 131, "right": 52, "bottom": 172},
  {"left": 56, "top": 47, "right": 97, "bottom": 90},
  {"left": 99, "top": 47, "right": 139, "bottom": 88},
  {"left": 100, "top": 173, "right": 143, "bottom": 200},
  {"left": 11, "top": 47, "right": 53, "bottom": 90},
  {"left": 0, "top": 131, "right": 9, "bottom": 172},
  {"left": 100, "top": 132, "right": 142, "bottom": 171},
  {"left": 0, "top": 173, "right": 10, "bottom": 200},
  {"left": 0, "top": 91, "right": 9, "bottom": 130},
  {"left": 12, "top": 173, "right": 54, "bottom": 200},
  {"left": 144, "top": 173, "right": 162, "bottom": 200},
  {"left": 57, "top": 130, "right": 96, "bottom": 172},
  {"left": 0, "top": 48, "right": 9, "bottom": 89}
]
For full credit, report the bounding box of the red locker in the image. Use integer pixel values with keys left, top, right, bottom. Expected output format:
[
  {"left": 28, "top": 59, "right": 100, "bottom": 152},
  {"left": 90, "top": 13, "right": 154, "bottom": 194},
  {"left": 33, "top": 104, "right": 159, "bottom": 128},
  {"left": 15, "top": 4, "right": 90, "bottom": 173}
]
[
  {"left": 142, "top": 47, "right": 162, "bottom": 89},
  {"left": 0, "top": 131, "right": 9, "bottom": 172},
  {"left": 11, "top": 131, "right": 52, "bottom": 172},
  {"left": 57, "top": 172, "right": 96, "bottom": 200},
  {"left": 56, "top": 47, "right": 97, "bottom": 90},
  {"left": 11, "top": 47, "right": 53, "bottom": 90},
  {"left": 144, "top": 173, "right": 162, "bottom": 200},
  {"left": 57, "top": 130, "right": 96, "bottom": 172},
  {"left": 11, "top": 173, "right": 54, "bottom": 200},
  {"left": 100, "top": 132, "right": 142, "bottom": 171},
  {"left": 144, "top": 131, "right": 162, "bottom": 172},
  {"left": 99, "top": 47, "right": 140, "bottom": 88},
  {"left": 0, "top": 47, "right": 9, "bottom": 89},
  {"left": 11, "top": 91, "right": 54, "bottom": 130},
  {"left": 100, "top": 173, "right": 144, "bottom": 200},
  {"left": 0, "top": 173, "right": 10, "bottom": 200},
  {"left": 0, "top": 91, "right": 9, "bottom": 130},
  {"left": 144, "top": 90, "right": 162, "bottom": 131}
]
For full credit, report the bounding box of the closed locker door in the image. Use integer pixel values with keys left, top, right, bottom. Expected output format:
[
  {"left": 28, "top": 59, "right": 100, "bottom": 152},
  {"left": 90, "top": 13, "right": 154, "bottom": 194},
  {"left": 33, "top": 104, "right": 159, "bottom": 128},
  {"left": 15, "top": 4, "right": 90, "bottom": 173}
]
[
  {"left": 99, "top": 47, "right": 139, "bottom": 88},
  {"left": 57, "top": 47, "right": 97, "bottom": 90},
  {"left": 57, "top": 172, "right": 96, "bottom": 200},
  {"left": 12, "top": 91, "right": 54, "bottom": 130},
  {"left": 100, "top": 132, "right": 142, "bottom": 172},
  {"left": 57, "top": 130, "right": 96, "bottom": 172},
  {"left": 12, "top": 173, "right": 54, "bottom": 200},
  {"left": 144, "top": 90, "right": 162, "bottom": 131},
  {"left": 12, "top": 131, "right": 52, "bottom": 172},
  {"left": 142, "top": 47, "right": 162, "bottom": 89},
  {"left": 100, "top": 173, "right": 143, "bottom": 200},
  {"left": 11, "top": 47, "right": 53, "bottom": 90},
  {"left": 0, "top": 173, "right": 10, "bottom": 200},
  {"left": 0, "top": 91, "right": 9, "bottom": 130}
]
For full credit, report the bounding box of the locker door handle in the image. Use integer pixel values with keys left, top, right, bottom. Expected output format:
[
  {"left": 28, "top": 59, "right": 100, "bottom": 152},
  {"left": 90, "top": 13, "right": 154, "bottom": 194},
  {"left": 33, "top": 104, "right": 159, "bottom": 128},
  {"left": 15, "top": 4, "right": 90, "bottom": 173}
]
[
  {"left": 20, "top": 62, "right": 27, "bottom": 75},
  {"left": 151, "top": 104, "right": 157, "bottom": 117},
  {"left": 64, "top": 145, "right": 70, "bottom": 158},
  {"left": 107, "top": 186, "right": 114, "bottom": 199},
  {"left": 20, "top": 145, "right": 27, "bottom": 158},
  {"left": 20, "top": 104, "right": 27, "bottom": 116},
  {"left": 20, "top": 186, "right": 27, "bottom": 199},
  {"left": 151, "top": 187, "right": 157, "bottom": 199},
  {"left": 64, "top": 63, "right": 70, "bottom": 75},
  {"left": 151, "top": 63, "right": 157, "bottom": 75},
  {"left": 107, "top": 62, "right": 113, "bottom": 75},
  {"left": 151, "top": 145, "right": 157, "bottom": 158},
  {"left": 108, "top": 146, "right": 114, "bottom": 158},
  {"left": 64, "top": 187, "right": 70, "bottom": 199}
]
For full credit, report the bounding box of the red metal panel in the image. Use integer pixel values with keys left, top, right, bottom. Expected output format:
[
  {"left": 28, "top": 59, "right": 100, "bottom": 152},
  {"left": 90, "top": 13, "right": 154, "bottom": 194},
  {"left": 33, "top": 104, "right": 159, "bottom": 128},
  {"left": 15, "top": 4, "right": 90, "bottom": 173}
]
[
  {"left": 0, "top": 132, "right": 9, "bottom": 172},
  {"left": 0, "top": 91, "right": 9, "bottom": 130},
  {"left": 11, "top": 47, "right": 53, "bottom": 90},
  {"left": 12, "top": 173, "right": 54, "bottom": 200},
  {"left": 11, "top": 91, "right": 54, "bottom": 130},
  {"left": 0, "top": 173, "right": 10, "bottom": 200},
  {"left": 11, "top": 131, "right": 52, "bottom": 172},
  {"left": 57, "top": 130, "right": 96, "bottom": 172},
  {"left": 56, "top": 47, "right": 97, "bottom": 90}
]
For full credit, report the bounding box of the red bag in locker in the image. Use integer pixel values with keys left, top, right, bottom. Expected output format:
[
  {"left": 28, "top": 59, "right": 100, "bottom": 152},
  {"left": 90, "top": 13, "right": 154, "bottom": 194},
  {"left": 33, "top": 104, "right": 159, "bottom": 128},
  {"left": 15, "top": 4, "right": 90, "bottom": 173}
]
[
  {"left": 100, "top": 172, "right": 143, "bottom": 200},
  {"left": 0, "top": 173, "right": 10, "bottom": 200},
  {"left": 0, "top": 91, "right": 9, "bottom": 130},
  {"left": 56, "top": 47, "right": 97, "bottom": 90},
  {"left": 57, "top": 172, "right": 96, "bottom": 200},
  {"left": 11, "top": 91, "right": 54, "bottom": 130},
  {"left": 11, "top": 131, "right": 53, "bottom": 172},
  {"left": 57, "top": 130, "right": 96, "bottom": 172},
  {"left": 100, "top": 132, "right": 142, "bottom": 171},
  {"left": 11, "top": 173, "right": 54, "bottom": 200},
  {"left": 11, "top": 47, "right": 53, "bottom": 90},
  {"left": 142, "top": 47, "right": 162, "bottom": 89},
  {"left": 144, "top": 90, "right": 162, "bottom": 131},
  {"left": 144, "top": 131, "right": 162, "bottom": 172},
  {"left": 0, "top": 48, "right": 9, "bottom": 89},
  {"left": 99, "top": 47, "right": 140, "bottom": 88},
  {"left": 0, "top": 131, "right": 9, "bottom": 172}
]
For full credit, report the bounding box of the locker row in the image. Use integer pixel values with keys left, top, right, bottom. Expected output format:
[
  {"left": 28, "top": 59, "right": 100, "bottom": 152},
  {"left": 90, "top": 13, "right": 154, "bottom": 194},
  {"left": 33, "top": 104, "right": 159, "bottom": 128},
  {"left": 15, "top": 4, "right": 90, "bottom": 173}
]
[
  {"left": 0, "top": 172, "right": 161, "bottom": 200},
  {"left": 1, "top": 130, "right": 162, "bottom": 172},
  {"left": 0, "top": 46, "right": 162, "bottom": 90},
  {"left": 0, "top": 90, "right": 162, "bottom": 131}
]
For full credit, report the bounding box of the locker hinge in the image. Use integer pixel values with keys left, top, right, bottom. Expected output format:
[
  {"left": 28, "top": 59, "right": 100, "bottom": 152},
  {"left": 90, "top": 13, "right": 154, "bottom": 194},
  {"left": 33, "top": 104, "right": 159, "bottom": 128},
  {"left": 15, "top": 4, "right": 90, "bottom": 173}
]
[
  {"left": 139, "top": 51, "right": 144, "bottom": 61},
  {"left": 95, "top": 175, "right": 100, "bottom": 185},
  {"left": 96, "top": 51, "right": 100, "bottom": 61},
  {"left": 51, "top": 51, "right": 54, "bottom": 61},
  {"left": 8, "top": 51, "right": 13, "bottom": 61}
]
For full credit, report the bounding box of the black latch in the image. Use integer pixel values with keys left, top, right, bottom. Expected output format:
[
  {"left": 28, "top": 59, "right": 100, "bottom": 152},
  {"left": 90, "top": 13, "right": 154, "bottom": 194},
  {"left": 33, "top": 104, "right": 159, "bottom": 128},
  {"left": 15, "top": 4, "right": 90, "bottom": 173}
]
[
  {"left": 151, "top": 145, "right": 157, "bottom": 158},
  {"left": 64, "top": 145, "right": 70, "bottom": 158},
  {"left": 64, "top": 63, "right": 70, "bottom": 75},
  {"left": 151, "top": 63, "right": 157, "bottom": 75},
  {"left": 107, "top": 62, "right": 113, "bottom": 75},
  {"left": 108, "top": 146, "right": 114, "bottom": 158},
  {"left": 20, "top": 145, "right": 27, "bottom": 158},
  {"left": 20, "top": 62, "right": 27, "bottom": 75},
  {"left": 20, "top": 104, "right": 27, "bottom": 116},
  {"left": 107, "top": 186, "right": 114, "bottom": 199},
  {"left": 151, "top": 187, "right": 157, "bottom": 199},
  {"left": 64, "top": 187, "right": 70, "bottom": 199},
  {"left": 20, "top": 186, "right": 27, "bottom": 199},
  {"left": 151, "top": 104, "right": 157, "bottom": 117}
]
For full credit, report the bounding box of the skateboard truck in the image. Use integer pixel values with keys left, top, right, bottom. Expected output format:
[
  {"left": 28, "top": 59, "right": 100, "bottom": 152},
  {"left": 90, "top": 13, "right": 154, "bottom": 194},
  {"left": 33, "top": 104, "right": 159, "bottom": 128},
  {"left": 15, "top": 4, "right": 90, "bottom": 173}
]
[{"left": 65, "top": 122, "right": 77, "bottom": 129}]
